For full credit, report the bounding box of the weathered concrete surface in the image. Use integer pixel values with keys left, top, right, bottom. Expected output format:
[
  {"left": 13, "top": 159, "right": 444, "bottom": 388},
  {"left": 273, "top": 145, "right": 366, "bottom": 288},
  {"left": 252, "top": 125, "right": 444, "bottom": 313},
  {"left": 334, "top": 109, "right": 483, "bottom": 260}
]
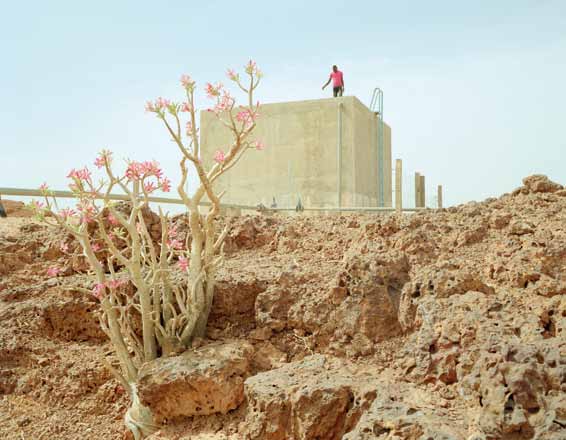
[{"left": 200, "top": 96, "right": 392, "bottom": 208}]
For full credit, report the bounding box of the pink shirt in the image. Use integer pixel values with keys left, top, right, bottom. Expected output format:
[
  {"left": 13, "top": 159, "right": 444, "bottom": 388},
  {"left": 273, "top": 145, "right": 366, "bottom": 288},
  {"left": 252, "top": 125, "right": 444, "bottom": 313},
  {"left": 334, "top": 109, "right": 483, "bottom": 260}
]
[{"left": 331, "top": 70, "right": 343, "bottom": 87}]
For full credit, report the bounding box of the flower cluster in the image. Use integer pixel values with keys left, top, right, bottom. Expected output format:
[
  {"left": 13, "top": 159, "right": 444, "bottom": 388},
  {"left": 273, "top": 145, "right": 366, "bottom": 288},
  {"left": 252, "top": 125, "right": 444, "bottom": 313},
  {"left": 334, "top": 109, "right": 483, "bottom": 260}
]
[
  {"left": 180, "top": 74, "right": 195, "bottom": 90},
  {"left": 245, "top": 59, "right": 262, "bottom": 78},
  {"left": 226, "top": 68, "right": 238, "bottom": 81},
  {"left": 208, "top": 91, "right": 235, "bottom": 116},
  {"left": 124, "top": 160, "right": 171, "bottom": 192},
  {"left": 92, "top": 278, "right": 126, "bottom": 300},
  {"left": 145, "top": 97, "right": 172, "bottom": 113},
  {"left": 125, "top": 160, "right": 163, "bottom": 181},
  {"left": 178, "top": 256, "right": 189, "bottom": 271},
  {"left": 94, "top": 150, "right": 113, "bottom": 169},
  {"left": 166, "top": 224, "right": 183, "bottom": 250},
  {"left": 236, "top": 108, "right": 259, "bottom": 129},
  {"left": 67, "top": 167, "right": 92, "bottom": 183},
  {"left": 59, "top": 208, "right": 76, "bottom": 220},
  {"left": 205, "top": 82, "right": 223, "bottom": 98}
]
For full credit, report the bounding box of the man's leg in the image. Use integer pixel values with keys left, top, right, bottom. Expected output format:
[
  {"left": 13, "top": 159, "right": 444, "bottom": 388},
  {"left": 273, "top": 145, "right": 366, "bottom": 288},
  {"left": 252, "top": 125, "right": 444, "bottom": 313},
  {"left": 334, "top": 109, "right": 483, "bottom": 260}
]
[
  {"left": 333, "top": 87, "right": 338, "bottom": 97},
  {"left": 339, "top": 87, "right": 343, "bottom": 97}
]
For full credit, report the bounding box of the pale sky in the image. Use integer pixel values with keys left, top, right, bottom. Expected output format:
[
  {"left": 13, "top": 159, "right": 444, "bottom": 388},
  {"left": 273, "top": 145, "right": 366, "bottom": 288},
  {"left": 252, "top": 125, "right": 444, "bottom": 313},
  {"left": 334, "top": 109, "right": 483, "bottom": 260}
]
[{"left": 1, "top": 0, "right": 565, "bottom": 208}]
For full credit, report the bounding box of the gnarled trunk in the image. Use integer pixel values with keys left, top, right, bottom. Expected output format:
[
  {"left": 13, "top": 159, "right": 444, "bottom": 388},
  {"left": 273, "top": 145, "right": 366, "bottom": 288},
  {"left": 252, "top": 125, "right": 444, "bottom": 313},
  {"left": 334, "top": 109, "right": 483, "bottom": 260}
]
[{"left": 124, "top": 383, "right": 157, "bottom": 440}]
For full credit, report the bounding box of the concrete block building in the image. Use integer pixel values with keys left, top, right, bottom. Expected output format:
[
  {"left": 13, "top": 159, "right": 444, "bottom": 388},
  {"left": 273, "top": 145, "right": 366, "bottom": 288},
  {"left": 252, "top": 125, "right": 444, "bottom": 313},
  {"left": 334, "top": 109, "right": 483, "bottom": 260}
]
[{"left": 200, "top": 96, "right": 392, "bottom": 209}]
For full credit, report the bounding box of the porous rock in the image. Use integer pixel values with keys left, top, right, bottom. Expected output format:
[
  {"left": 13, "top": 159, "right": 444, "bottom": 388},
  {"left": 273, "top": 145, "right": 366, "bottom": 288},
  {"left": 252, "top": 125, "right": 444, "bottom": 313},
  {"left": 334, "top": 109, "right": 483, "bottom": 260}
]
[{"left": 137, "top": 340, "right": 253, "bottom": 422}]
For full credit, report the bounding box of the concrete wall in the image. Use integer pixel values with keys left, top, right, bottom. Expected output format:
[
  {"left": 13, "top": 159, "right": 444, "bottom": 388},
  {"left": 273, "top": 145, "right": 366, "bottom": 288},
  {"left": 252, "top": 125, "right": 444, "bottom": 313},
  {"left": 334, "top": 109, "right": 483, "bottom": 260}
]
[{"left": 200, "top": 96, "right": 392, "bottom": 208}]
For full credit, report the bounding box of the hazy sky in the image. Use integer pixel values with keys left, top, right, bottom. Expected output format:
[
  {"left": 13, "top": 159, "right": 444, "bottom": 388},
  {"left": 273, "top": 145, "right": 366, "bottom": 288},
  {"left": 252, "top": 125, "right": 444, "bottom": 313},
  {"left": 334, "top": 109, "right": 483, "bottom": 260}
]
[{"left": 1, "top": 0, "right": 565, "bottom": 208}]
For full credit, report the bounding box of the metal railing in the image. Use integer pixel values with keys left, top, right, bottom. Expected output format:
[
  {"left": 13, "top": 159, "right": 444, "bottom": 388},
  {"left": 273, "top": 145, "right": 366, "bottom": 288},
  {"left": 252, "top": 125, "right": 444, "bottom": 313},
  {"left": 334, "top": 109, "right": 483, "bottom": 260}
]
[
  {"left": 370, "top": 88, "right": 385, "bottom": 207},
  {"left": 0, "top": 187, "right": 435, "bottom": 214}
]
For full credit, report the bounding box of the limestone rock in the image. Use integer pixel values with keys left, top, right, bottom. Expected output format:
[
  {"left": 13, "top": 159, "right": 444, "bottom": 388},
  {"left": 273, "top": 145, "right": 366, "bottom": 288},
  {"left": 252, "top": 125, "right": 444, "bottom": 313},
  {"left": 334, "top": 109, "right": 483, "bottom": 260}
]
[
  {"left": 243, "top": 355, "right": 377, "bottom": 440},
  {"left": 137, "top": 340, "right": 253, "bottom": 422},
  {"left": 343, "top": 396, "right": 466, "bottom": 440},
  {"left": 521, "top": 175, "right": 563, "bottom": 194}
]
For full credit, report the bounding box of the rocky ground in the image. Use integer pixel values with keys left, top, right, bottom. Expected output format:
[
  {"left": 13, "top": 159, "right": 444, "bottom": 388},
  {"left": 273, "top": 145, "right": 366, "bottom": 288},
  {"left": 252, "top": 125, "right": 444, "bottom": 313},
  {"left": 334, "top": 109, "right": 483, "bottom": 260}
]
[{"left": 0, "top": 175, "right": 565, "bottom": 440}]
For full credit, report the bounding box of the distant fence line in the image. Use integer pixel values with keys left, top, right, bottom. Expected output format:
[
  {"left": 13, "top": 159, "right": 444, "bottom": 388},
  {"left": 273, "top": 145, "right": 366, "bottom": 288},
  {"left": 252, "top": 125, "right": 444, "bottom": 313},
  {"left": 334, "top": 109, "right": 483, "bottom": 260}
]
[{"left": 0, "top": 187, "right": 435, "bottom": 214}]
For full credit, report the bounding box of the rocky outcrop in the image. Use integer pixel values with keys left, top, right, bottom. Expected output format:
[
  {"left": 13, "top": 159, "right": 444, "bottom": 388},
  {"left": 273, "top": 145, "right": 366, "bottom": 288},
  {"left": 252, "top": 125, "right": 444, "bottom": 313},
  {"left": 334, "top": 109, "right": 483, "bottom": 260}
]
[
  {"left": 243, "top": 355, "right": 378, "bottom": 440},
  {"left": 2, "top": 175, "right": 566, "bottom": 440},
  {"left": 343, "top": 395, "right": 467, "bottom": 440},
  {"left": 517, "top": 174, "right": 563, "bottom": 194},
  {"left": 137, "top": 341, "right": 253, "bottom": 422}
]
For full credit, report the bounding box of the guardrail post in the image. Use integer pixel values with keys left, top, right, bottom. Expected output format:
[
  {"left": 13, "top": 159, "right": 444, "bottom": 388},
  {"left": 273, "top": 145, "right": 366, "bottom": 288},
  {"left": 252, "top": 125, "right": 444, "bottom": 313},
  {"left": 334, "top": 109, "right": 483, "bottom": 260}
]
[
  {"left": 437, "top": 185, "right": 443, "bottom": 209},
  {"left": 414, "top": 172, "right": 420, "bottom": 207},
  {"left": 419, "top": 174, "right": 425, "bottom": 208}
]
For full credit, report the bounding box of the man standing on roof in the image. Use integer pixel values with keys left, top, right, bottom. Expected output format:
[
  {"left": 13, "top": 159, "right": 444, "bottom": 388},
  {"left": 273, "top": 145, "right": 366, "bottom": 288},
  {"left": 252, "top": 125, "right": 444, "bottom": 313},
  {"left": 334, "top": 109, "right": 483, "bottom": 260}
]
[{"left": 322, "top": 65, "right": 344, "bottom": 97}]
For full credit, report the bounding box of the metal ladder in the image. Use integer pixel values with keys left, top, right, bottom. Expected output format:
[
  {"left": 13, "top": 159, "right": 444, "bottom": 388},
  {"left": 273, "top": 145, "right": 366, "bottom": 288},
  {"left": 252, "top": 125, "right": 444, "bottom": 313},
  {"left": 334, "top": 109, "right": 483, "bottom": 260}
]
[{"left": 370, "top": 88, "right": 385, "bottom": 207}]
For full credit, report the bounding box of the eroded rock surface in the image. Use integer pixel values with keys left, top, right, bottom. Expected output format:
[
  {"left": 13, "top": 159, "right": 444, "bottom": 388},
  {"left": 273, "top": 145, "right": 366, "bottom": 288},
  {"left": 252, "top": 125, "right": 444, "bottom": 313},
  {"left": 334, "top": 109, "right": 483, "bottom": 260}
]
[
  {"left": 137, "top": 340, "right": 253, "bottom": 422},
  {"left": 1, "top": 175, "right": 566, "bottom": 439}
]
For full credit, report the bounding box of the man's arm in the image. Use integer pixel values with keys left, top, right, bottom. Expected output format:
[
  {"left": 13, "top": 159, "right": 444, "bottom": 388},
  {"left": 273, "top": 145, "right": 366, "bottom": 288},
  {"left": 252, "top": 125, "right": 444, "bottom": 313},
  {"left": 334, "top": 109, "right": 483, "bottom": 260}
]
[{"left": 322, "top": 75, "right": 332, "bottom": 90}]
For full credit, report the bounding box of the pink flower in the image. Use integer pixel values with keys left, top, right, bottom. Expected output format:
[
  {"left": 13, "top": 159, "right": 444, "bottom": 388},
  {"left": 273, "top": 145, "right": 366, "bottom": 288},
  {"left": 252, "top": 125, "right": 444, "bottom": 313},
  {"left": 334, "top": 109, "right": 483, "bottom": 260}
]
[
  {"left": 67, "top": 167, "right": 92, "bottom": 183},
  {"left": 127, "top": 160, "right": 163, "bottom": 181},
  {"left": 154, "top": 97, "right": 170, "bottom": 110},
  {"left": 178, "top": 256, "right": 189, "bottom": 271},
  {"left": 167, "top": 238, "right": 183, "bottom": 250},
  {"left": 94, "top": 150, "right": 112, "bottom": 169},
  {"left": 142, "top": 160, "right": 163, "bottom": 179},
  {"left": 47, "top": 267, "right": 62, "bottom": 277},
  {"left": 31, "top": 200, "right": 45, "bottom": 210},
  {"left": 180, "top": 74, "right": 195, "bottom": 89},
  {"left": 245, "top": 60, "right": 257, "bottom": 74},
  {"left": 205, "top": 82, "right": 223, "bottom": 98},
  {"left": 91, "top": 242, "right": 102, "bottom": 252},
  {"left": 213, "top": 150, "right": 225, "bottom": 164},
  {"left": 180, "top": 102, "right": 192, "bottom": 113},
  {"left": 144, "top": 181, "right": 157, "bottom": 193},
  {"left": 254, "top": 140, "right": 265, "bottom": 151},
  {"left": 58, "top": 208, "right": 76, "bottom": 220},
  {"left": 160, "top": 178, "right": 171, "bottom": 192},
  {"left": 125, "top": 162, "right": 143, "bottom": 181},
  {"left": 39, "top": 182, "right": 49, "bottom": 192},
  {"left": 226, "top": 69, "right": 238, "bottom": 81},
  {"left": 108, "top": 213, "right": 120, "bottom": 226},
  {"left": 145, "top": 101, "right": 156, "bottom": 112},
  {"left": 93, "top": 283, "right": 105, "bottom": 300},
  {"left": 209, "top": 91, "right": 234, "bottom": 115},
  {"left": 60, "top": 241, "right": 69, "bottom": 253},
  {"left": 236, "top": 109, "right": 259, "bottom": 128}
]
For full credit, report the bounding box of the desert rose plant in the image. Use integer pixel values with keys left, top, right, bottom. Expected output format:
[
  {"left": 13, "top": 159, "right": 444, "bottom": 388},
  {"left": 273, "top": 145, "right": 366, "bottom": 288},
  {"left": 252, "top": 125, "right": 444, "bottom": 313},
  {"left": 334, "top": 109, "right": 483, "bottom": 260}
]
[{"left": 33, "top": 60, "right": 264, "bottom": 439}]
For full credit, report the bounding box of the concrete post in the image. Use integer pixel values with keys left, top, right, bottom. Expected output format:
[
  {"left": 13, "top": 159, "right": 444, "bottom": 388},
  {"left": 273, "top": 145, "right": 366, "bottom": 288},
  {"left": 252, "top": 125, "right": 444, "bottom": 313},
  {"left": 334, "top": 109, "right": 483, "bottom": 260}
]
[
  {"left": 415, "top": 173, "right": 421, "bottom": 208},
  {"left": 419, "top": 175, "right": 426, "bottom": 208},
  {"left": 437, "top": 185, "right": 443, "bottom": 209},
  {"left": 395, "top": 159, "right": 402, "bottom": 213}
]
